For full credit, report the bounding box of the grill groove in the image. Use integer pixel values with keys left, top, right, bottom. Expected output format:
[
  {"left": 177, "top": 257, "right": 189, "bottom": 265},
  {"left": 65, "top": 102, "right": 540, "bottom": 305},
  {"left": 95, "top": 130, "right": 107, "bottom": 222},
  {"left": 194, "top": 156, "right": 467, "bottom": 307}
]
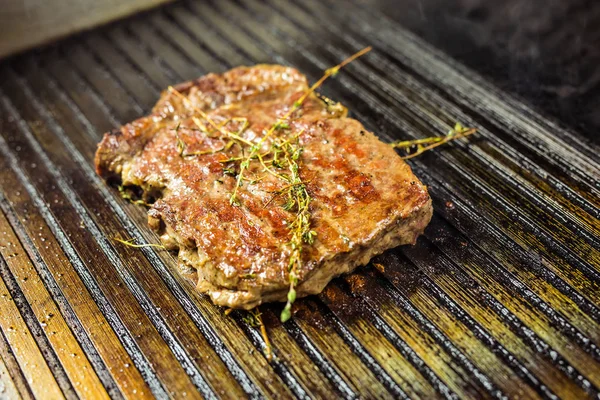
[{"left": 0, "top": 1, "right": 598, "bottom": 398}]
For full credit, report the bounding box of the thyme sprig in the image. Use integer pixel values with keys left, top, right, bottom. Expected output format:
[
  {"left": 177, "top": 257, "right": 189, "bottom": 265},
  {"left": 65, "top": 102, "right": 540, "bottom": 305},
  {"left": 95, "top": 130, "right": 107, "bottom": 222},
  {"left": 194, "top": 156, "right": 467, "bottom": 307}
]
[
  {"left": 113, "top": 237, "right": 165, "bottom": 249},
  {"left": 229, "top": 46, "right": 372, "bottom": 207},
  {"left": 243, "top": 309, "right": 273, "bottom": 361},
  {"left": 223, "top": 48, "right": 372, "bottom": 321},
  {"left": 276, "top": 137, "right": 315, "bottom": 322},
  {"left": 168, "top": 86, "right": 254, "bottom": 148},
  {"left": 166, "top": 47, "right": 372, "bottom": 322},
  {"left": 392, "top": 123, "right": 477, "bottom": 159},
  {"left": 174, "top": 118, "right": 243, "bottom": 158}
]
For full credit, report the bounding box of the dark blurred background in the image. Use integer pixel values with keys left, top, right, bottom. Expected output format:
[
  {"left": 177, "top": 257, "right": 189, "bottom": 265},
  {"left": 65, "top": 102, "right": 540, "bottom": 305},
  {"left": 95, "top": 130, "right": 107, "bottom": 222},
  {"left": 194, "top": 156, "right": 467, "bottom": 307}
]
[
  {"left": 363, "top": 0, "right": 600, "bottom": 143},
  {"left": 2, "top": 0, "right": 598, "bottom": 143}
]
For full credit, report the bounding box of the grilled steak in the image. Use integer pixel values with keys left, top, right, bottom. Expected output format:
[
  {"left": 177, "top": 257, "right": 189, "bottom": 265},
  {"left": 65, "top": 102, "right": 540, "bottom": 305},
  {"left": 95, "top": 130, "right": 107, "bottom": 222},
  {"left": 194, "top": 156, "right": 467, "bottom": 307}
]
[{"left": 95, "top": 65, "right": 433, "bottom": 309}]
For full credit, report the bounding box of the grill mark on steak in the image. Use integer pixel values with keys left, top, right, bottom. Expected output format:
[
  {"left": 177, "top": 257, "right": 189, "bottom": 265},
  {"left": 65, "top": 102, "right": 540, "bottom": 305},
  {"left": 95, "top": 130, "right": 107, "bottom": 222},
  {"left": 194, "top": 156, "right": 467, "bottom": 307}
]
[{"left": 95, "top": 65, "right": 433, "bottom": 309}]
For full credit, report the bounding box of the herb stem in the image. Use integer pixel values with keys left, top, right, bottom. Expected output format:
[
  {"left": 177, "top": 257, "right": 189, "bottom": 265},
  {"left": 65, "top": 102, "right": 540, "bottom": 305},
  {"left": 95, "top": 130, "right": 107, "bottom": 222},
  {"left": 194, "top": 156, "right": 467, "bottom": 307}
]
[
  {"left": 263, "top": 46, "right": 372, "bottom": 150},
  {"left": 391, "top": 124, "right": 477, "bottom": 159},
  {"left": 113, "top": 237, "right": 165, "bottom": 249},
  {"left": 168, "top": 86, "right": 254, "bottom": 147},
  {"left": 255, "top": 311, "right": 272, "bottom": 362},
  {"left": 229, "top": 47, "right": 372, "bottom": 206}
]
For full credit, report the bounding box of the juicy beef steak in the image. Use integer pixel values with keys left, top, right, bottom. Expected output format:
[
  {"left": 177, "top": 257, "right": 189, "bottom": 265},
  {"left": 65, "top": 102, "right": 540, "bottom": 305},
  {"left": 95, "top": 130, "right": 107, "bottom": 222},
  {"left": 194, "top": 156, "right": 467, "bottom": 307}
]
[{"left": 95, "top": 65, "right": 433, "bottom": 309}]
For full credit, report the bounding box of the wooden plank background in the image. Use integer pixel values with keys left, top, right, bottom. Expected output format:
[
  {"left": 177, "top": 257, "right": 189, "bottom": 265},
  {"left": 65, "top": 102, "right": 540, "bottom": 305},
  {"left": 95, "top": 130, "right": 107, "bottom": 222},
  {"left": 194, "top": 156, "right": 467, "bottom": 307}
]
[{"left": 0, "top": 0, "right": 599, "bottom": 398}]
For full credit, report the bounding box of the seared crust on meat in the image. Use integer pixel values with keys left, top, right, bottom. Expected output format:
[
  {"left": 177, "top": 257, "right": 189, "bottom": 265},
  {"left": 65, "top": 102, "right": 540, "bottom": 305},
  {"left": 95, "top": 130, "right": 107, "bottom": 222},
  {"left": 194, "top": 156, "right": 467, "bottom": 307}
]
[{"left": 95, "top": 65, "right": 433, "bottom": 309}]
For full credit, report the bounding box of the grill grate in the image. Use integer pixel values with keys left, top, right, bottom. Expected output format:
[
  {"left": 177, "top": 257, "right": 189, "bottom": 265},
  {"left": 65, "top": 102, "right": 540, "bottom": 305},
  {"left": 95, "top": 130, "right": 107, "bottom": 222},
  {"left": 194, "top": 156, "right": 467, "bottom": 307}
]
[{"left": 0, "top": 0, "right": 599, "bottom": 398}]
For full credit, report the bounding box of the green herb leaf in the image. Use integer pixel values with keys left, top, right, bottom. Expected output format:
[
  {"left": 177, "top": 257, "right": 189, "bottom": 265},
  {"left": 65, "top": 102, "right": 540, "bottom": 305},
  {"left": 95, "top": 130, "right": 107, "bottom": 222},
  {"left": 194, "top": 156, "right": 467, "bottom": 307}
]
[
  {"left": 223, "top": 166, "right": 236, "bottom": 176},
  {"left": 230, "top": 196, "right": 241, "bottom": 207},
  {"left": 280, "top": 304, "right": 292, "bottom": 323}
]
